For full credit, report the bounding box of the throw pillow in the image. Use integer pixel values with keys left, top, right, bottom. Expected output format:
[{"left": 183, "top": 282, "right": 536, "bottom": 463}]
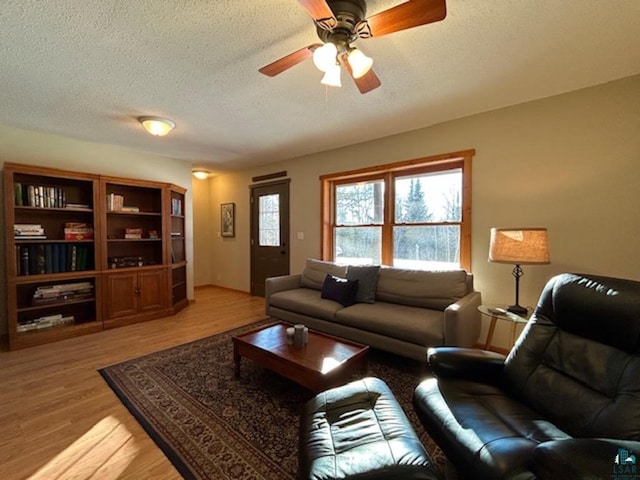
[
  {"left": 346, "top": 265, "right": 380, "bottom": 303},
  {"left": 320, "top": 274, "right": 359, "bottom": 307}
]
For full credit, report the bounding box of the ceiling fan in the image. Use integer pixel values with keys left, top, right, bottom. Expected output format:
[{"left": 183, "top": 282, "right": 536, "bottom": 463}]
[{"left": 259, "top": 0, "right": 447, "bottom": 94}]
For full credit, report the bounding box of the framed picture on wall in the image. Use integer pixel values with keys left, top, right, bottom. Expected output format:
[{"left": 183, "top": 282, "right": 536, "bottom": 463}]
[{"left": 221, "top": 202, "right": 235, "bottom": 237}]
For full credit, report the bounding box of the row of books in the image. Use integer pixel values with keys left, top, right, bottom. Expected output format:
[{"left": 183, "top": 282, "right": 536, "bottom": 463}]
[
  {"left": 18, "top": 244, "right": 92, "bottom": 276},
  {"left": 14, "top": 183, "right": 66, "bottom": 208},
  {"left": 13, "top": 184, "right": 91, "bottom": 209},
  {"left": 171, "top": 198, "right": 183, "bottom": 216},
  {"left": 32, "top": 281, "right": 94, "bottom": 306},
  {"left": 106, "top": 193, "right": 140, "bottom": 212},
  {"left": 17, "top": 314, "right": 75, "bottom": 332}
]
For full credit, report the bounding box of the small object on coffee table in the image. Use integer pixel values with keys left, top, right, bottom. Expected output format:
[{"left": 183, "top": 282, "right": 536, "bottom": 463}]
[{"left": 232, "top": 322, "right": 369, "bottom": 393}]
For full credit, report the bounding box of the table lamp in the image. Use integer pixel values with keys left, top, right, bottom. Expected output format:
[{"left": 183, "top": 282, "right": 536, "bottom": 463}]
[{"left": 489, "top": 227, "right": 550, "bottom": 314}]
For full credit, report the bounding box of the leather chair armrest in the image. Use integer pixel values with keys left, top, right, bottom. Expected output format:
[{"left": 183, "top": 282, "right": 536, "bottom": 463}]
[
  {"left": 427, "top": 347, "right": 506, "bottom": 383},
  {"left": 534, "top": 438, "right": 640, "bottom": 479}
]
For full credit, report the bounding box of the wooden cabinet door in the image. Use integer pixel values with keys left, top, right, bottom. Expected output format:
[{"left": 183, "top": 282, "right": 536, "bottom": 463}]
[
  {"left": 105, "top": 272, "right": 138, "bottom": 319},
  {"left": 138, "top": 268, "right": 166, "bottom": 313}
]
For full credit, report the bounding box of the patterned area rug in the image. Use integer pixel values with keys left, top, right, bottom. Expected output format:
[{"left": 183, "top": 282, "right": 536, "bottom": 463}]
[{"left": 99, "top": 320, "right": 446, "bottom": 479}]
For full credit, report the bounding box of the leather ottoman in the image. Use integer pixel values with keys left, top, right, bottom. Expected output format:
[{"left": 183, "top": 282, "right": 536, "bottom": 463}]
[{"left": 298, "top": 377, "right": 438, "bottom": 480}]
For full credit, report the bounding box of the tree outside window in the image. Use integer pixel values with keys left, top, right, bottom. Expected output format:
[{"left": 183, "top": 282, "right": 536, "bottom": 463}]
[{"left": 321, "top": 150, "right": 473, "bottom": 271}]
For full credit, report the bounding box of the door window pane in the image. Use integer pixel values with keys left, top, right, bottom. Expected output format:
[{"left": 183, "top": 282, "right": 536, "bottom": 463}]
[
  {"left": 336, "top": 180, "right": 384, "bottom": 225},
  {"left": 393, "top": 225, "right": 460, "bottom": 270},
  {"left": 259, "top": 194, "right": 280, "bottom": 246},
  {"left": 335, "top": 226, "right": 381, "bottom": 265},
  {"left": 395, "top": 169, "right": 462, "bottom": 223}
]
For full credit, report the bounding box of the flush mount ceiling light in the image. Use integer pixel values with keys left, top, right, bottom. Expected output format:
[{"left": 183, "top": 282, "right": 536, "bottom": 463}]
[
  {"left": 138, "top": 116, "right": 176, "bottom": 136},
  {"left": 192, "top": 170, "right": 210, "bottom": 180}
]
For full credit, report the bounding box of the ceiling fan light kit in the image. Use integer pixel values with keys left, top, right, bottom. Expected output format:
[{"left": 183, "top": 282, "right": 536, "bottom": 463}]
[
  {"left": 259, "top": 0, "right": 447, "bottom": 94},
  {"left": 346, "top": 48, "right": 373, "bottom": 78},
  {"left": 321, "top": 63, "right": 342, "bottom": 87},
  {"left": 313, "top": 42, "right": 338, "bottom": 71}
]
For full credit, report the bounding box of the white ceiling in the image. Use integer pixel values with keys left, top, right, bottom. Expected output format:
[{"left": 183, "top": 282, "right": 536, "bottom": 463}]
[{"left": 1, "top": 1, "right": 639, "bottom": 173}]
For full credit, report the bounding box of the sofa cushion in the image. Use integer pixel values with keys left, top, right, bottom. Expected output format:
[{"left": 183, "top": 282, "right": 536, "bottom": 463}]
[
  {"left": 301, "top": 258, "right": 347, "bottom": 290},
  {"left": 376, "top": 268, "right": 468, "bottom": 310},
  {"left": 335, "top": 301, "right": 444, "bottom": 346},
  {"left": 320, "top": 274, "right": 359, "bottom": 307},
  {"left": 346, "top": 265, "right": 380, "bottom": 304},
  {"left": 269, "top": 288, "right": 344, "bottom": 321}
]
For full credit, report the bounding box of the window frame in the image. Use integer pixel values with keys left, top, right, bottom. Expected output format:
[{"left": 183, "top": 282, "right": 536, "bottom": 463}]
[{"left": 321, "top": 149, "right": 474, "bottom": 271}]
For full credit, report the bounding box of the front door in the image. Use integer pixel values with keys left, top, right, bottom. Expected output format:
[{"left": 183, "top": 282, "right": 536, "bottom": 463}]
[{"left": 250, "top": 180, "right": 290, "bottom": 296}]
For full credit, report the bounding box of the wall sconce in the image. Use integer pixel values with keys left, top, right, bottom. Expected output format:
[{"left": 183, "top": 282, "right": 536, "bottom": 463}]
[
  {"left": 139, "top": 116, "right": 176, "bottom": 136},
  {"left": 192, "top": 170, "right": 210, "bottom": 180}
]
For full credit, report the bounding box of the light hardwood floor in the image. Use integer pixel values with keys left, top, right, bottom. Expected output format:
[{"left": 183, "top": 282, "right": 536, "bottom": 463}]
[{"left": 0, "top": 286, "right": 266, "bottom": 480}]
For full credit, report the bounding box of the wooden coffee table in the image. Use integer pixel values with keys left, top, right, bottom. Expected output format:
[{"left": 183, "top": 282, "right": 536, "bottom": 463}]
[{"left": 232, "top": 322, "right": 369, "bottom": 393}]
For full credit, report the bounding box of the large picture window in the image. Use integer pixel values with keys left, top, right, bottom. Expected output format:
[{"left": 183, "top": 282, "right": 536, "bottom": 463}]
[{"left": 321, "top": 150, "right": 474, "bottom": 271}]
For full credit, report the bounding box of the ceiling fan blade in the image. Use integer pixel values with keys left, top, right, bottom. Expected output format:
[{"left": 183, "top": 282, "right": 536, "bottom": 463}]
[
  {"left": 352, "top": 68, "right": 381, "bottom": 94},
  {"left": 297, "top": 0, "right": 337, "bottom": 26},
  {"left": 259, "top": 44, "right": 321, "bottom": 77},
  {"left": 366, "top": 0, "right": 447, "bottom": 37},
  {"left": 341, "top": 54, "right": 381, "bottom": 94}
]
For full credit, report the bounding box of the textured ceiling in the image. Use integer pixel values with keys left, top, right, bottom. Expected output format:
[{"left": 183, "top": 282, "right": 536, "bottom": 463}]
[{"left": 1, "top": 0, "right": 639, "bottom": 173}]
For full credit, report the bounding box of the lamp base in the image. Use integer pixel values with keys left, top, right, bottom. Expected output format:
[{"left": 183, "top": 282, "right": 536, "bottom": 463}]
[{"left": 507, "top": 304, "right": 528, "bottom": 315}]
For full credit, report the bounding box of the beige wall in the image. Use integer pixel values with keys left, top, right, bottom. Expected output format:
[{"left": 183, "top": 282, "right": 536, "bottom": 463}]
[
  {"left": 199, "top": 75, "right": 640, "bottom": 348},
  {"left": 0, "top": 125, "right": 195, "bottom": 335},
  {"left": 191, "top": 175, "right": 214, "bottom": 286}
]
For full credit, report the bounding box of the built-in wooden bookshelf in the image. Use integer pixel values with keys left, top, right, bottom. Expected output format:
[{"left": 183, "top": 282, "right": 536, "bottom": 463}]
[
  {"left": 168, "top": 185, "right": 188, "bottom": 313},
  {"left": 4, "top": 163, "right": 189, "bottom": 349}
]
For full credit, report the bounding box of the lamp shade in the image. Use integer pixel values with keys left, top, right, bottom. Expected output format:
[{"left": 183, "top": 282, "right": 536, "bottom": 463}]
[
  {"left": 347, "top": 48, "right": 373, "bottom": 79},
  {"left": 320, "top": 63, "right": 342, "bottom": 87},
  {"left": 312, "top": 42, "right": 338, "bottom": 72},
  {"left": 489, "top": 228, "right": 550, "bottom": 265},
  {"left": 139, "top": 116, "right": 175, "bottom": 136}
]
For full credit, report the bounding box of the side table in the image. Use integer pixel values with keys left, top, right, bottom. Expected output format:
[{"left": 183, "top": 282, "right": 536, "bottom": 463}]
[{"left": 478, "top": 305, "right": 530, "bottom": 350}]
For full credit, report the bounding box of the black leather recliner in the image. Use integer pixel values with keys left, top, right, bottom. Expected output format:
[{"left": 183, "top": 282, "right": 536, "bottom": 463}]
[{"left": 413, "top": 272, "right": 640, "bottom": 479}]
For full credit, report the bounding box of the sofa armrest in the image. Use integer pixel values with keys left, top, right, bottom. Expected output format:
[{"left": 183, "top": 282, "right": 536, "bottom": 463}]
[
  {"left": 265, "top": 274, "right": 302, "bottom": 313},
  {"left": 534, "top": 438, "right": 640, "bottom": 479},
  {"left": 427, "top": 347, "right": 506, "bottom": 383},
  {"left": 443, "top": 290, "right": 482, "bottom": 346}
]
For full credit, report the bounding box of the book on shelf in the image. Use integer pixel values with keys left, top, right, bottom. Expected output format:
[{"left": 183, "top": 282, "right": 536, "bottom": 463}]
[
  {"left": 32, "top": 282, "right": 94, "bottom": 306},
  {"left": 17, "top": 314, "right": 75, "bottom": 332},
  {"left": 17, "top": 184, "right": 66, "bottom": 208},
  {"left": 106, "top": 193, "right": 127, "bottom": 211},
  {"left": 64, "top": 222, "right": 94, "bottom": 240},
  {"left": 15, "top": 224, "right": 45, "bottom": 239},
  {"left": 171, "top": 198, "right": 183, "bottom": 216},
  {"left": 124, "top": 228, "right": 143, "bottom": 239},
  {"left": 17, "top": 244, "right": 92, "bottom": 275},
  {"left": 64, "top": 203, "right": 90, "bottom": 210},
  {"left": 106, "top": 193, "right": 143, "bottom": 213}
]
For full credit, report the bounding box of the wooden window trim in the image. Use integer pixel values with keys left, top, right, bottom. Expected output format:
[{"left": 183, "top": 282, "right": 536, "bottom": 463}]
[{"left": 321, "top": 149, "right": 474, "bottom": 271}]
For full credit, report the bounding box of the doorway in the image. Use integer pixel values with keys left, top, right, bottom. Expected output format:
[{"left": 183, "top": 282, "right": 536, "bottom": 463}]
[{"left": 250, "top": 180, "right": 290, "bottom": 296}]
